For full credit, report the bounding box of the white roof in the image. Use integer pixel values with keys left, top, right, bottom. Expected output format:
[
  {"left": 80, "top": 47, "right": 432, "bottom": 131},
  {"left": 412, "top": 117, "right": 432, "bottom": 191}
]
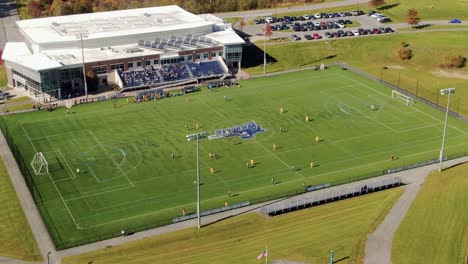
[
  {"left": 206, "top": 29, "right": 245, "bottom": 45},
  {"left": 17, "top": 5, "right": 214, "bottom": 45},
  {"left": 2, "top": 42, "right": 61, "bottom": 71}
]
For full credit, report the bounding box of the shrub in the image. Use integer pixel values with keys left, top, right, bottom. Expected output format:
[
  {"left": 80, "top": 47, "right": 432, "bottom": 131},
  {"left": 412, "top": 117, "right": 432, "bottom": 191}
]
[
  {"left": 397, "top": 47, "right": 412, "bottom": 60},
  {"left": 440, "top": 56, "right": 466, "bottom": 69}
]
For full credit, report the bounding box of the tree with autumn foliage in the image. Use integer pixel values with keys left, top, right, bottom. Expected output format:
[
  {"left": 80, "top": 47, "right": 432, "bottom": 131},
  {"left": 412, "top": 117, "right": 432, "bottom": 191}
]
[
  {"left": 369, "top": 0, "right": 386, "bottom": 8},
  {"left": 406, "top": 8, "right": 420, "bottom": 27}
]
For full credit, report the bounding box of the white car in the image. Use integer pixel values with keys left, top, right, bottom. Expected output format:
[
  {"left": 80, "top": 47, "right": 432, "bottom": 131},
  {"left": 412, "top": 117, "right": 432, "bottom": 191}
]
[
  {"left": 335, "top": 22, "right": 345, "bottom": 28},
  {"left": 313, "top": 21, "right": 321, "bottom": 27},
  {"left": 314, "top": 13, "right": 321, "bottom": 19},
  {"left": 265, "top": 17, "right": 273, "bottom": 23},
  {"left": 303, "top": 15, "right": 310, "bottom": 20},
  {"left": 351, "top": 30, "right": 360, "bottom": 36},
  {"left": 371, "top": 13, "right": 383, "bottom": 18}
]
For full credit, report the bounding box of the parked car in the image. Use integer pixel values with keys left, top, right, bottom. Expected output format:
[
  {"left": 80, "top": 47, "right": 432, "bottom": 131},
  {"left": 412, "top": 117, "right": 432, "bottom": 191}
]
[
  {"left": 385, "top": 27, "right": 394, "bottom": 33},
  {"left": 314, "top": 13, "right": 321, "bottom": 19},
  {"left": 352, "top": 10, "right": 364, "bottom": 16},
  {"left": 303, "top": 15, "right": 310, "bottom": 20},
  {"left": 449, "top": 18, "right": 462, "bottom": 23},
  {"left": 325, "top": 32, "right": 332, "bottom": 38},
  {"left": 291, "top": 34, "right": 301, "bottom": 41},
  {"left": 371, "top": 13, "right": 383, "bottom": 18},
  {"left": 312, "top": 33, "right": 321, "bottom": 39},
  {"left": 351, "top": 29, "right": 360, "bottom": 36},
  {"left": 378, "top": 17, "right": 391, "bottom": 23},
  {"left": 372, "top": 28, "right": 381, "bottom": 34},
  {"left": 304, "top": 34, "right": 313, "bottom": 40}
]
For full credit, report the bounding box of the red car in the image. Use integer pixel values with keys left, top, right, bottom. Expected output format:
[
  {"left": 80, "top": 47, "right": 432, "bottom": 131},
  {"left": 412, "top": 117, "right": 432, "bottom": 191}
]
[{"left": 312, "top": 33, "right": 321, "bottom": 39}]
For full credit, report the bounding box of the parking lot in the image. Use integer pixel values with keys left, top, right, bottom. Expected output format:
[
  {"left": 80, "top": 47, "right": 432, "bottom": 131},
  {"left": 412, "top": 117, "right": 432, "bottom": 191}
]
[{"left": 242, "top": 10, "right": 396, "bottom": 42}]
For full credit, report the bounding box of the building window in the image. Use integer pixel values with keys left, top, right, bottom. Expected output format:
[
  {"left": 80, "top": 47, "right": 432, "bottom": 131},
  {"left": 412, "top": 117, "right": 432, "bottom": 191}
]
[
  {"left": 136, "top": 61, "right": 142, "bottom": 67},
  {"left": 196, "top": 54, "right": 201, "bottom": 59},
  {"left": 180, "top": 56, "right": 185, "bottom": 61},
  {"left": 92, "top": 65, "right": 107, "bottom": 75},
  {"left": 110, "top": 63, "right": 125, "bottom": 71},
  {"left": 145, "top": 60, "right": 151, "bottom": 66},
  {"left": 219, "top": 51, "right": 223, "bottom": 57},
  {"left": 188, "top": 55, "right": 192, "bottom": 61},
  {"left": 204, "top": 53, "right": 209, "bottom": 59},
  {"left": 153, "top": 59, "right": 159, "bottom": 65},
  {"left": 211, "top": 52, "right": 216, "bottom": 58},
  {"left": 128, "top": 62, "right": 134, "bottom": 68}
]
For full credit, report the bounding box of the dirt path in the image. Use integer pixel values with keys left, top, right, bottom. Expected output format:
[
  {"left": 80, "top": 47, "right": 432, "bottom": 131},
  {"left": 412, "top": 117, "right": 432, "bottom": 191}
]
[{"left": 363, "top": 157, "right": 468, "bottom": 264}]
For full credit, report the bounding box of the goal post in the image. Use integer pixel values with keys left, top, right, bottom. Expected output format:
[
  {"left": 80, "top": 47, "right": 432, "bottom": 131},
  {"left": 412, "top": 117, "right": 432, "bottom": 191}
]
[
  {"left": 31, "top": 152, "right": 48, "bottom": 175},
  {"left": 392, "top": 90, "right": 414, "bottom": 105}
]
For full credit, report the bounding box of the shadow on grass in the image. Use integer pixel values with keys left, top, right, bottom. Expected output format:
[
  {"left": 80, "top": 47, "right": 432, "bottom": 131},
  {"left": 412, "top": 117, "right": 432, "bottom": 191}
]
[
  {"left": 377, "top": 3, "right": 400, "bottom": 10},
  {"left": 333, "top": 256, "right": 350, "bottom": 263}
]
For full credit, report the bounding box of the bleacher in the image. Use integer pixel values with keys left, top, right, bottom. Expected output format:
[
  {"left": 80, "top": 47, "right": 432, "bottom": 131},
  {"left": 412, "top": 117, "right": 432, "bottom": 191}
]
[
  {"left": 117, "top": 60, "right": 227, "bottom": 90},
  {"left": 118, "top": 67, "right": 161, "bottom": 87},
  {"left": 159, "top": 63, "right": 191, "bottom": 82},
  {"left": 186, "top": 61, "right": 225, "bottom": 78}
]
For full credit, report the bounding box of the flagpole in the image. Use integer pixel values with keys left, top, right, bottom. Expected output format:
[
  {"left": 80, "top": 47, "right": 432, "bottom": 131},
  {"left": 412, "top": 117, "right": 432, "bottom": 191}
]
[
  {"left": 265, "top": 246, "right": 268, "bottom": 264},
  {"left": 263, "top": 22, "right": 266, "bottom": 75}
]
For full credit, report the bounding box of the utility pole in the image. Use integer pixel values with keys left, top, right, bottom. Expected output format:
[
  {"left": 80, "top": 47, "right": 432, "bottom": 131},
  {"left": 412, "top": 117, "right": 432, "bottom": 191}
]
[
  {"left": 75, "top": 33, "right": 89, "bottom": 100},
  {"left": 438, "top": 88, "right": 456, "bottom": 172}
]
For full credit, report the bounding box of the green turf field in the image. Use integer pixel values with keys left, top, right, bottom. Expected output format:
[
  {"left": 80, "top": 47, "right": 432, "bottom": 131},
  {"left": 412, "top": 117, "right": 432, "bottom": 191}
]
[
  {"left": 392, "top": 163, "right": 468, "bottom": 264},
  {"left": 2, "top": 67, "right": 467, "bottom": 249},
  {"left": 63, "top": 187, "right": 404, "bottom": 264}
]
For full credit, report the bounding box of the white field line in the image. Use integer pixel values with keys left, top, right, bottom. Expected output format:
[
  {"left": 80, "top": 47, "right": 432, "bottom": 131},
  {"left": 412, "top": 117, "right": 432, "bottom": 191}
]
[
  {"left": 65, "top": 127, "right": 467, "bottom": 210},
  {"left": 77, "top": 141, "right": 468, "bottom": 229},
  {"left": 88, "top": 130, "right": 135, "bottom": 187},
  {"left": 396, "top": 122, "right": 443, "bottom": 133},
  {"left": 20, "top": 124, "right": 80, "bottom": 229},
  {"left": 340, "top": 74, "right": 468, "bottom": 136},
  {"left": 346, "top": 93, "right": 406, "bottom": 124},
  {"left": 198, "top": 96, "right": 305, "bottom": 179},
  {"left": 70, "top": 140, "right": 101, "bottom": 183},
  {"left": 30, "top": 129, "right": 90, "bottom": 141},
  {"left": 327, "top": 94, "right": 398, "bottom": 132}
]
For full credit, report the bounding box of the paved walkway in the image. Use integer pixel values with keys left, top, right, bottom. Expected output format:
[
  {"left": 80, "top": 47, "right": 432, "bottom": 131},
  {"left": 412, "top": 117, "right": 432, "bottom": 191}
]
[
  {"left": 364, "top": 157, "right": 468, "bottom": 264},
  {"left": 53, "top": 157, "right": 467, "bottom": 263}
]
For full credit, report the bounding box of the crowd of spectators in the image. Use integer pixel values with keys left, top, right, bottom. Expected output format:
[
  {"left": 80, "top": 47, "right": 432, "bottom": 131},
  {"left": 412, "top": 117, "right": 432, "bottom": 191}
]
[{"left": 118, "top": 61, "right": 226, "bottom": 88}]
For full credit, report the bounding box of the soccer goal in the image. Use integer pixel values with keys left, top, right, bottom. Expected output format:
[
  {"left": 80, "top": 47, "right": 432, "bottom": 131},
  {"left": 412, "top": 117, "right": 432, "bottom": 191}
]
[
  {"left": 392, "top": 90, "right": 414, "bottom": 105},
  {"left": 31, "top": 152, "right": 48, "bottom": 175}
]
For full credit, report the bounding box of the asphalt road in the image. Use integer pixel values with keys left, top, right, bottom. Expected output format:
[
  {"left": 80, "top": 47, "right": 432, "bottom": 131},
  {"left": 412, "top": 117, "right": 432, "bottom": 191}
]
[{"left": 0, "top": 0, "right": 22, "bottom": 49}]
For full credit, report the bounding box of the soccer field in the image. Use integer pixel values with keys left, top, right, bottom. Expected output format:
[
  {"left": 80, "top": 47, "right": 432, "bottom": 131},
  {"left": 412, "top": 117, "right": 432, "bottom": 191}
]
[{"left": 2, "top": 67, "right": 467, "bottom": 248}]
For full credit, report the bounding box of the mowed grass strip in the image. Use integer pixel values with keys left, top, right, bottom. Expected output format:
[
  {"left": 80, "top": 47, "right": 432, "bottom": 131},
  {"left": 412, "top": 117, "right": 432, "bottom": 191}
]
[
  {"left": 64, "top": 187, "right": 404, "bottom": 264},
  {"left": 0, "top": 158, "right": 42, "bottom": 261},
  {"left": 392, "top": 163, "right": 468, "bottom": 264},
  {"left": 245, "top": 31, "right": 468, "bottom": 115}
]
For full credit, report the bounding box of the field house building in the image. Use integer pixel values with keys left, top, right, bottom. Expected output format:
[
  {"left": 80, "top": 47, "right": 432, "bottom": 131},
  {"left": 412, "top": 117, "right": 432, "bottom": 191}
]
[{"left": 2, "top": 5, "right": 244, "bottom": 101}]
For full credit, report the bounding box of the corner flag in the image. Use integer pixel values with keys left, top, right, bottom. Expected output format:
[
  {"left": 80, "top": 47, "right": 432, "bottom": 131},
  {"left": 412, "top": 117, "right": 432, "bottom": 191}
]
[{"left": 257, "top": 249, "right": 268, "bottom": 260}]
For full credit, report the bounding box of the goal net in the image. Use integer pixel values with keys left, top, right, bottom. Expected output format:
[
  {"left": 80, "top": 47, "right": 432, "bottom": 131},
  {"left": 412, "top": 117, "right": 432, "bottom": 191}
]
[
  {"left": 392, "top": 90, "right": 414, "bottom": 105},
  {"left": 31, "top": 152, "right": 48, "bottom": 175}
]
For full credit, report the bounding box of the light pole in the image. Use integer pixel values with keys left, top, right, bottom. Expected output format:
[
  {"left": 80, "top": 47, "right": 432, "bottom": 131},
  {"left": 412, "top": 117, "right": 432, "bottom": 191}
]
[
  {"left": 187, "top": 131, "right": 206, "bottom": 228},
  {"left": 47, "top": 251, "right": 51, "bottom": 264},
  {"left": 263, "top": 23, "right": 266, "bottom": 75},
  {"left": 379, "top": 66, "right": 387, "bottom": 83},
  {"left": 438, "top": 87, "right": 456, "bottom": 172},
  {"left": 196, "top": 132, "right": 200, "bottom": 228},
  {"left": 75, "top": 33, "right": 89, "bottom": 99}
]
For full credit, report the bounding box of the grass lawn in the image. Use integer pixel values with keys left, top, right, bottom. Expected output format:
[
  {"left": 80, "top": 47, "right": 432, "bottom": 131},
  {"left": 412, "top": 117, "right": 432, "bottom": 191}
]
[
  {"left": 398, "top": 24, "right": 468, "bottom": 31},
  {"left": 245, "top": 31, "right": 468, "bottom": 115},
  {"left": 0, "top": 65, "right": 7, "bottom": 89},
  {"left": 63, "top": 187, "right": 404, "bottom": 264},
  {"left": 392, "top": 163, "right": 468, "bottom": 264},
  {"left": 2, "top": 67, "right": 467, "bottom": 249},
  {"left": 0, "top": 158, "right": 42, "bottom": 261}
]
